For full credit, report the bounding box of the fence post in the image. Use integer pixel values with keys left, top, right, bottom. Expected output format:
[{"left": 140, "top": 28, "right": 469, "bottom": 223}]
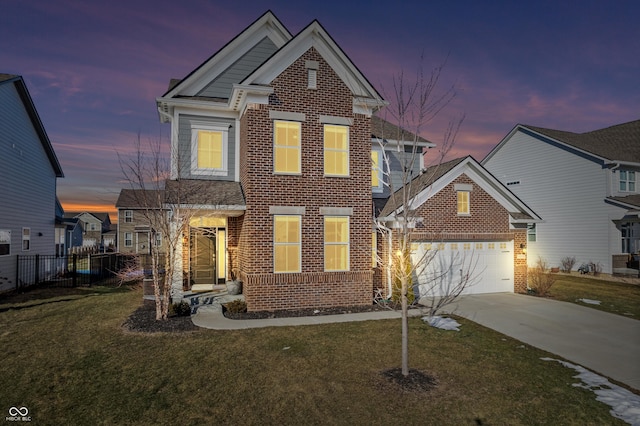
[
  {"left": 35, "top": 254, "right": 40, "bottom": 285},
  {"left": 15, "top": 255, "right": 20, "bottom": 290},
  {"left": 72, "top": 254, "right": 77, "bottom": 287}
]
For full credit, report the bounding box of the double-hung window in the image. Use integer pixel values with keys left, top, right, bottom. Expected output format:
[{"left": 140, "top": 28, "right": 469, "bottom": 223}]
[
  {"left": 274, "top": 215, "right": 301, "bottom": 273},
  {"left": 371, "top": 149, "right": 383, "bottom": 192},
  {"left": 124, "top": 232, "right": 133, "bottom": 247},
  {"left": 191, "top": 122, "right": 229, "bottom": 176},
  {"left": 324, "top": 125, "right": 349, "bottom": 176},
  {"left": 124, "top": 210, "right": 133, "bottom": 223},
  {"left": 0, "top": 230, "right": 10, "bottom": 256},
  {"left": 274, "top": 120, "right": 301, "bottom": 174},
  {"left": 620, "top": 171, "right": 636, "bottom": 192},
  {"left": 22, "top": 228, "right": 30, "bottom": 251},
  {"left": 457, "top": 191, "right": 470, "bottom": 215},
  {"left": 324, "top": 216, "right": 349, "bottom": 271}
]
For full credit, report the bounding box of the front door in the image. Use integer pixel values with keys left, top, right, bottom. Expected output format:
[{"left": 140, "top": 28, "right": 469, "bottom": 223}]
[{"left": 190, "top": 228, "right": 216, "bottom": 285}]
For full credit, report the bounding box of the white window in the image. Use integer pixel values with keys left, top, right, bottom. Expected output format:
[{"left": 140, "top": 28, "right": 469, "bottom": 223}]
[
  {"left": 274, "top": 120, "right": 301, "bottom": 174},
  {"left": 22, "top": 228, "right": 30, "bottom": 251},
  {"left": 124, "top": 210, "right": 133, "bottom": 223},
  {"left": 457, "top": 191, "right": 470, "bottom": 215},
  {"left": 527, "top": 224, "right": 537, "bottom": 242},
  {"left": 274, "top": 215, "right": 301, "bottom": 273},
  {"left": 324, "top": 125, "right": 349, "bottom": 176},
  {"left": 620, "top": 171, "right": 636, "bottom": 192},
  {"left": 155, "top": 232, "right": 162, "bottom": 247},
  {"left": 324, "top": 216, "right": 349, "bottom": 271},
  {"left": 124, "top": 232, "right": 133, "bottom": 247},
  {"left": 0, "top": 229, "right": 10, "bottom": 256},
  {"left": 371, "top": 149, "right": 383, "bottom": 192},
  {"left": 191, "top": 122, "right": 229, "bottom": 176}
]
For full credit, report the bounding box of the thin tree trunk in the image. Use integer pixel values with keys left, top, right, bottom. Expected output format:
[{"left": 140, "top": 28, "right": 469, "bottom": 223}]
[{"left": 401, "top": 276, "right": 409, "bottom": 376}]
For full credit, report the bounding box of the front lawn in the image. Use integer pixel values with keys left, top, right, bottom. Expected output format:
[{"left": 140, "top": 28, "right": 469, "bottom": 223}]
[
  {"left": 0, "top": 285, "right": 627, "bottom": 425},
  {"left": 547, "top": 273, "right": 640, "bottom": 319}
]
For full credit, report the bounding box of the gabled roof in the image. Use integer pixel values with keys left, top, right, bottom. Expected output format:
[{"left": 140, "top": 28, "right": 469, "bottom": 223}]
[
  {"left": 240, "top": 17, "right": 385, "bottom": 109},
  {"left": 64, "top": 211, "right": 109, "bottom": 223},
  {"left": 371, "top": 116, "right": 435, "bottom": 148},
  {"left": 157, "top": 11, "right": 386, "bottom": 120},
  {"left": 0, "top": 74, "right": 64, "bottom": 177},
  {"left": 164, "top": 180, "right": 245, "bottom": 208},
  {"left": 116, "top": 189, "right": 165, "bottom": 209},
  {"left": 379, "top": 156, "right": 540, "bottom": 223},
  {"left": 484, "top": 119, "right": 640, "bottom": 165}
]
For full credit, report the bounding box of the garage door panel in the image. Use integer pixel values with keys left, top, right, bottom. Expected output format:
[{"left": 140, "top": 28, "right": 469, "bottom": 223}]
[{"left": 411, "top": 241, "right": 513, "bottom": 297}]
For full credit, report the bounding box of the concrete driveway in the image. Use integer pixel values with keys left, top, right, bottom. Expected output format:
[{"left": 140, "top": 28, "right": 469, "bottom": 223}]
[{"left": 443, "top": 293, "right": 640, "bottom": 391}]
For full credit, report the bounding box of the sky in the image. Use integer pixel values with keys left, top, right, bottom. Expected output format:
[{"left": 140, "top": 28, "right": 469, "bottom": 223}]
[{"left": 2, "top": 0, "right": 638, "bottom": 221}]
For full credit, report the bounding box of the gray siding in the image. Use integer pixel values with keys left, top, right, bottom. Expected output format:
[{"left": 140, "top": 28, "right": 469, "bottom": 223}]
[
  {"left": 197, "top": 37, "right": 278, "bottom": 99},
  {"left": 177, "top": 115, "right": 236, "bottom": 181},
  {"left": 374, "top": 145, "right": 422, "bottom": 199},
  {"left": 0, "top": 82, "right": 58, "bottom": 291},
  {"left": 484, "top": 131, "right": 626, "bottom": 273}
]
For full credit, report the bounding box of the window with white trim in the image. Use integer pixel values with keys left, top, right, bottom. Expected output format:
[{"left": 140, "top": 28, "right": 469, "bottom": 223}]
[
  {"left": 371, "top": 149, "right": 383, "bottom": 192},
  {"left": 22, "top": 228, "right": 30, "bottom": 251},
  {"left": 0, "top": 229, "right": 10, "bottom": 256},
  {"left": 124, "top": 232, "right": 133, "bottom": 247},
  {"left": 527, "top": 224, "right": 537, "bottom": 242},
  {"left": 274, "top": 215, "right": 301, "bottom": 273},
  {"left": 620, "top": 170, "right": 636, "bottom": 192},
  {"left": 155, "top": 232, "right": 162, "bottom": 247},
  {"left": 324, "top": 125, "right": 349, "bottom": 176},
  {"left": 274, "top": 121, "right": 301, "bottom": 174},
  {"left": 324, "top": 216, "right": 349, "bottom": 271},
  {"left": 124, "top": 210, "right": 133, "bottom": 223},
  {"left": 457, "top": 191, "right": 470, "bottom": 215},
  {"left": 191, "top": 122, "right": 229, "bottom": 176}
]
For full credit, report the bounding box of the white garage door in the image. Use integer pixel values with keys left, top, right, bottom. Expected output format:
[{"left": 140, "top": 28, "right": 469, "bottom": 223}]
[{"left": 411, "top": 241, "right": 514, "bottom": 297}]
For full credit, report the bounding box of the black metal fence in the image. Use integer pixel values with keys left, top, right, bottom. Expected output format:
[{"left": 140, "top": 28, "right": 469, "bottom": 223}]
[{"left": 15, "top": 253, "right": 131, "bottom": 288}]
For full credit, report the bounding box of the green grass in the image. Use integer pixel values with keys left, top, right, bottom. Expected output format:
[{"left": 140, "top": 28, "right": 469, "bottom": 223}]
[
  {"left": 0, "top": 285, "right": 629, "bottom": 425},
  {"left": 547, "top": 273, "right": 640, "bottom": 319}
]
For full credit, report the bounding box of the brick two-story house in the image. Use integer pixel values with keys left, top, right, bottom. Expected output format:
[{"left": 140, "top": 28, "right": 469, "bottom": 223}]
[{"left": 156, "top": 11, "right": 386, "bottom": 311}]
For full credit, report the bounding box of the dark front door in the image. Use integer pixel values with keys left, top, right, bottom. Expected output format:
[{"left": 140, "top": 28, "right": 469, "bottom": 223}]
[{"left": 190, "top": 228, "right": 216, "bottom": 285}]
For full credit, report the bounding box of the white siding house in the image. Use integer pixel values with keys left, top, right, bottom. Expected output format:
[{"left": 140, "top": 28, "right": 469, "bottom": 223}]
[
  {"left": 482, "top": 121, "right": 640, "bottom": 274},
  {"left": 0, "top": 74, "right": 64, "bottom": 292}
]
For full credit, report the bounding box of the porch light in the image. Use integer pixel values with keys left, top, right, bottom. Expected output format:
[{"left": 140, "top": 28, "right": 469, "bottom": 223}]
[{"left": 520, "top": 243, "right": 527, "bottom": 254}]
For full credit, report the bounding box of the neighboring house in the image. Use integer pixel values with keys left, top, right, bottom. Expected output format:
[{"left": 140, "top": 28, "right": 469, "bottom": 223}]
[
  {"left": 115, "top": 189, "right": 166, "bottom": 255},
  {"left": 102, "top": 224, "right": 117, "bottom": 252},
  {"left": 377, "top": 156, "right": 540, "bottom": 296},
  {"left": 64, "top": 212, "right": 112, "bottom": 248},
  {"left": 482, "top": 120, "right": 640, "bottom": 274},
  {"left": 156, "top": 11, "right": 386, "bottom": 311},
  {"left": 54, "top": 198, "right": 82, "bottom": 256},
  {"left": 0, "top": 74, "right": 64, "bottom": 292}
]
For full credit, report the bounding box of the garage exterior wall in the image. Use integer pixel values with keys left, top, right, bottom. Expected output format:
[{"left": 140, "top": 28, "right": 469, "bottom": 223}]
[{"left": 376, "top": 174, "right": 528, "bottom": 294}]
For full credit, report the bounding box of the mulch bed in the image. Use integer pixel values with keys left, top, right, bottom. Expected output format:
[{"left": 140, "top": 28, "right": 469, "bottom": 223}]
[
  {"left": 223, "top": 303, "right": 396, "bottom": 320},
  {"left": 122, "top": 300, "right": 199, "bottom": 333}
]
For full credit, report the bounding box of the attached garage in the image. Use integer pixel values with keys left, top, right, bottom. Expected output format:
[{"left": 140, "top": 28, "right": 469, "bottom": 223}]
[{"left": 411, "top": 240, "right": 514, "bottom": 297}]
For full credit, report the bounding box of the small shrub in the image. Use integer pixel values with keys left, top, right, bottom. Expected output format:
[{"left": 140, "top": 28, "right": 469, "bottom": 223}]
[
  {"left": 225, "top": 299, "right": 247, "bottom": 314},
  {"left": 528, "top": 257, "right": 555, "bottom": 296},
  {"left": 560, "top": 256, "right": 576, "bottom": 273},
  {"left": 589, "top": 261, "right": 602, "bottom": 276},
  {"left": 170, "top": 301, "right": 191, "bottom": 317}
]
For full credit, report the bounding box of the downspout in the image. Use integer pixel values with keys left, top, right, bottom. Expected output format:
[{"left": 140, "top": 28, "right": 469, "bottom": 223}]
[{"left": 377, "top": 222, "right": 394, "bottom": 297}]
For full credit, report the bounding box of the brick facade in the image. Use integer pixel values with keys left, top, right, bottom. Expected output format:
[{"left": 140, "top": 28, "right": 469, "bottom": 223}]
[
  {"left": 375, "top": 173, "right": 528, "bottom": 295},
  {"left": 238, "top": 48, "right": 373, "bottom": 311}
]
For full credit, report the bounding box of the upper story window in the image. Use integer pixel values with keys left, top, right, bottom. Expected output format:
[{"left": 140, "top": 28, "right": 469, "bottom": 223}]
[
  {"left": 22, "top": 228, "right": 30, "bottom": 251},
  {"left": 324, "top": 125, "right": 349, "bottom": 177},
  {"left": 124, "top": 210, "right": 133, "bottom": 223},
  {"left": 620, "top": 170, "right": 636, "bottom": 192},
  {"left": 274, "top": 120, "right": 301, "bottom": 174},
  {"left": 457, "top": 191, "right": 470, "bottom": 215},
  {"left": 273, "top": 215, "right": 301, "bottom": 273},
  {"left": 371, "top": 149, "right": 383, "bottom": 192},
  {"left": 190, "top": 122, "right": 229, "bottom": 176}
]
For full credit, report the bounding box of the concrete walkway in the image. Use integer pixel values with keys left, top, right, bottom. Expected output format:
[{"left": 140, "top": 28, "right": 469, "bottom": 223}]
[
  {"left": 443, "top": 293, "right": 640, "bottom": 391},
  {"left": 191, "top": 292, "right": 640, "bottom": 391}
]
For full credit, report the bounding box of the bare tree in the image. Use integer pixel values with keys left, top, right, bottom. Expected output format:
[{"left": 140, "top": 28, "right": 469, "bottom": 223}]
[{"left": 374, "top": 59, "right": 473, "bottom": 377}]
